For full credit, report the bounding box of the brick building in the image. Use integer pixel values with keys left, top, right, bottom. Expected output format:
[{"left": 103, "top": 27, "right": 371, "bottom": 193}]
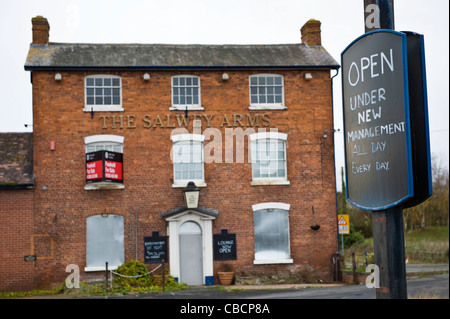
[
  {"left": 2, "top": 16, "right": 340, "bottom": 290},
  {"left": 0, "top": 133, "right": 34, "bottom": 291}
]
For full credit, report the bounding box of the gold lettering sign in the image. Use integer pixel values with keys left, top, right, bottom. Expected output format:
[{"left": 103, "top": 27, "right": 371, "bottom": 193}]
[{"left": 99, "top": 113, "right": 271, "bottom": 129}]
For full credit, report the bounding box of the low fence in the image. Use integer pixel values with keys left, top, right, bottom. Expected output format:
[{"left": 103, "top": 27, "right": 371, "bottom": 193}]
[
  {"left": 105, "top": 261, "right": 166, "bottom": 292},
  {"left": 345, "top": 248, "right": 449, "bottom": 269},
  {"left": 338, "top": 249, "right": 449, "bottom": 285},
  {"left": 405, "top": 249, "right": 449, "bottom": 263}
]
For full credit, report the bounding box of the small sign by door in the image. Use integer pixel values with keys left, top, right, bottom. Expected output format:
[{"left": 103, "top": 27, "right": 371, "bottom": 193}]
[
  {"left": 144, "top": 232, "right": 168, "bottom": 264},
  {"left": 213, "top": 229, "right": 237, "bottom": 261}
]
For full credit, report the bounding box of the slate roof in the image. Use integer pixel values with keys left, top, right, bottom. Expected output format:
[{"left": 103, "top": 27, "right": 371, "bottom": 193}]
[
  {"left": 24, "top": 42, "right": 339, "bottom": 70},
  {"left": 0, "top": 133, "right": 34, "bottom": 188}
]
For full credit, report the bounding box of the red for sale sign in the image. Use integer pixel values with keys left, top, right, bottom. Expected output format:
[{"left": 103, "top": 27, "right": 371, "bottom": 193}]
[
  {"left": 104, "top": 151, "right": 123, "bottom": 182},
  {"left": 86, "top": 151, "right": 123, "bottom": 184}
]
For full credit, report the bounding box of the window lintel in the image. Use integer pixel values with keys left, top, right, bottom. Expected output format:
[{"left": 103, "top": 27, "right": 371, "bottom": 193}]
[{"left": 252, "top": 202, "right": 291, "bottom": 212}]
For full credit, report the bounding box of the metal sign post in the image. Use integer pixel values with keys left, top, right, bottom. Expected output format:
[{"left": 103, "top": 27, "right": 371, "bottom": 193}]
[
  {"left": 340, "top": 0, "right": 431, "bottom": 299},
  {"left": 372, "top": 206, "right": 407, "bottom": 298},
  {"left": 365, "top": 0, "right": 407, "bottom": 300},
  {"left": 338, "top": 215, "right": 350, "bottom": 254}
]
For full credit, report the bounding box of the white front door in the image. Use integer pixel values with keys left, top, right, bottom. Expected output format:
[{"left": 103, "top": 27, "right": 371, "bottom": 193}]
[{"left": 179, "top": 221, "right": 203, "bottom": 285}]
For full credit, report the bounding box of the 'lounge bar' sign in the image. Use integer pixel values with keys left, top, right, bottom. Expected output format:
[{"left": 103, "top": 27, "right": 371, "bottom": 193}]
[
  {"left": 86, "top": 150, "right": 123, "bottom": 184},
  {"left": 213, "top": 229, "right": 237, "bottom": 261}
]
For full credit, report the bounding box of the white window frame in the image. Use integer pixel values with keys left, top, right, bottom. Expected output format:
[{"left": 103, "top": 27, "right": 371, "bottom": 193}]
[
  {"left": 84, "top": 75, "right": 123, "bottom": 112},
  {"left": 85, "top": 214, "right": 124, "bottom": 272},
  {"left": 85, "top": 135, "right": 124, "bottom": 153},
  {"left": 170, "top": 75, "right": 204, "bottom": 111},
  {"left": 249, "top": 74, "right": 286, "bottom": 110},
  {"left": 252, "top": 202, "right": 293, "bottom": 265},
  {"left": 171, "top": 134, "right": 206, "bottom": 187},
  {"left": 250, "top": 132, "right": 289, "bottom": 186},
  {"left": 84, "top": 135, "right": 124, "bottom": 190}
]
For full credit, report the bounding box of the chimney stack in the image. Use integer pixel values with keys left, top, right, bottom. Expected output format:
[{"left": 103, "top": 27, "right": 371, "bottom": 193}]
[
  {"left": 32, "top": 16, "right": 50, "bottom": 45},
  {"left": 301, "top": 19, "right": 321, "bottom": 47}
]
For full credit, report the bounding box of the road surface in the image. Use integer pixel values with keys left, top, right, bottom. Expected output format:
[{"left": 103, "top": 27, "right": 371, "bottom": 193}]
[{"left": 133, "top": 273, "right": 448, "bottom": 299}]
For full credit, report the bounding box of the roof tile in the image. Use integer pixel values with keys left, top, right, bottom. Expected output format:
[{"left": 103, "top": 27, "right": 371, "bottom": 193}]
[{"left": 25, "top": 43, "right": 339, "bottom": 69}]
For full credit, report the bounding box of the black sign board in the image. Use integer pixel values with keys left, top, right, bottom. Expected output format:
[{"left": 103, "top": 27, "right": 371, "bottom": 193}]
[
  {"left": 402, "top": 32, "right": 432, "bottom": 208},
  {"left": 341, "top": 30, "right": 414, "bottom": 211},
  {"left": 144, "top": 232, "right": 168, "bottom": 264},
  {"left": 213, "top": 229, "right": 237, "bottom": 261},
  {"left": 86, "top": 150, "right": 123, "bottom": 184}
]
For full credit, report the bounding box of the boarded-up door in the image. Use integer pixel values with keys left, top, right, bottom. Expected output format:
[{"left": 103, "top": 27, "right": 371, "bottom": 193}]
[{"left": 179, "top": 221, "right": 203, "bottom": 285}]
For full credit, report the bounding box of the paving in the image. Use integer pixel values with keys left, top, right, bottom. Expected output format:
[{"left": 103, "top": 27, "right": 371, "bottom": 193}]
[
  {"left": 405, "top": 263, "right": 449, "bottom": 273},
  {"left": 229, "top": 263, "right": 449, "bottom": 290},
  {"left": 11, "top": 263, "right": 448, "bottom": 300},
  {"left": 226, "top": 282, "right": 344, "bottom": 290}
]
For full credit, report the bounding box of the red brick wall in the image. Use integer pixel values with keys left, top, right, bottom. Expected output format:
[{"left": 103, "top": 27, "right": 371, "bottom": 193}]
[
  {"left": 0, "top": 189, "right": 35, "bottom": 291},
  {"left": 30, "top": 69, "right": 337, "bottom": 286}
]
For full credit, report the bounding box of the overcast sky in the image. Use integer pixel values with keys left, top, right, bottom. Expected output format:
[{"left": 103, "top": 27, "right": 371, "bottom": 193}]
[{"left": 0, "top": 0, "right": 448, "bottom": 191}]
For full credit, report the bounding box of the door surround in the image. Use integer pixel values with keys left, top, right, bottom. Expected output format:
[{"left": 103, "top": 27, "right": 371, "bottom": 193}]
[{"left": 162, "top": 207, "right": 218, "bottom": 285}]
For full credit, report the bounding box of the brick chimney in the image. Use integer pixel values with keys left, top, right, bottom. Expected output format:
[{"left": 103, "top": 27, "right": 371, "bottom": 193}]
[
  {"left": 301, "top": 19, "right": 321, "bottom": 47},
  {"left": 32, "top": 16, "right": 50, "bottom": 45}
]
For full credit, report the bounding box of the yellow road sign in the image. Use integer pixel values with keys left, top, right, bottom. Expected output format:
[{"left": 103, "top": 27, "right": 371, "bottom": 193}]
[{"left": 338, "top": 214, "right": 350, "bottom": 235}]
